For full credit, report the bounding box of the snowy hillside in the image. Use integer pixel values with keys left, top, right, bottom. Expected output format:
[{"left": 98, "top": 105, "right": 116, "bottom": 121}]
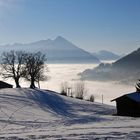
[{"left": 0, "top": 88, "right": 139, "bottom": 139}]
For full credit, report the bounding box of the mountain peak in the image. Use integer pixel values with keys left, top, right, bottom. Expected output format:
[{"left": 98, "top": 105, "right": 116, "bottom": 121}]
[
  {"left": 0, "top": 36, "right": 100, "bottom": 63},
  {"left": 55, "top": 36, "right": 65, "bottom": 40},
  {"left": 54, "top": 36, "right": 68, "bottom": 42}
]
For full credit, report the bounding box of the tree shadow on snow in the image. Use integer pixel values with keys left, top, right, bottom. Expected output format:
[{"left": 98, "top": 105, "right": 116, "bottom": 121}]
[{"left": 24, "top": 89, "right": 74, "bottom": 117}]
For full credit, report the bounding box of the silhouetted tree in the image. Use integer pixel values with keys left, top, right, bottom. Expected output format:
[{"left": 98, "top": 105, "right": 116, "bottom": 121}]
[
  {"left": 24, "top": 52, "right": 47, "bottom": 88},
  {"left": 0, "top": 50, "right": 26, "bottom": 88}
]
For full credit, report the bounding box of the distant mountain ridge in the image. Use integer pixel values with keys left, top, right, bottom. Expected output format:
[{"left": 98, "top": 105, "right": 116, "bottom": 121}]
[
  {"left": 92, "top": 50, "right": 121, "bottom": 60},
  {"left": 80, "top": 48, "right": 140, "bottom": 84},
  {"left": 0, "top": 36, "right": 100, "bottom": 64},
  {"left": 113, "top": 48, "right": 140, "bottom": 70}
]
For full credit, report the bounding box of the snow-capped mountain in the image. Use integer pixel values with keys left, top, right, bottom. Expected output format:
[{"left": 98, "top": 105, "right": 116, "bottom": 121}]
[{"left": 0, "top": 36, "right": 100, "bottom": 63}]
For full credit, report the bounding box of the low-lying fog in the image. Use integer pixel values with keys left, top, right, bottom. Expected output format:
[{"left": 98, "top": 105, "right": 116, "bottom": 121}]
[{"left": 0, "top": 63, "right": 135, "bottom": 106}]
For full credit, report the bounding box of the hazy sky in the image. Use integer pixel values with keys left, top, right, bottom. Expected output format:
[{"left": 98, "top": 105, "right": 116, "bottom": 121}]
[{"left": 0, "top": 0, "right": 140, "bottom": 54}]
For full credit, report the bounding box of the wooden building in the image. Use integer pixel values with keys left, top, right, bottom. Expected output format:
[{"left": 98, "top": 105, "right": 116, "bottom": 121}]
[
  {"left": 111, "top": 92, "right": 140, "bottom": 117},
  {"left": 0, "top": 81, "right": 13, "bottom": 89}
]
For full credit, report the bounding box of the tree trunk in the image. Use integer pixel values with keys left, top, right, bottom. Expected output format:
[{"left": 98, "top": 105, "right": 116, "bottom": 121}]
[
  {"left": 38, "top": 80, "right": 40, "bottom": 89},
  {"left": 30, "top": 78, "right": 36, "bottom": 89},
  {"left": 15, "top": 78, "right": 21, "bottom": 88}
]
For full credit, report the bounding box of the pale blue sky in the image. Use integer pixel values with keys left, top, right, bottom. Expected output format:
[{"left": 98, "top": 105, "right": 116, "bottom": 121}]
[{"left": 0, "top": 0, "right": 140, "bottom": 54}]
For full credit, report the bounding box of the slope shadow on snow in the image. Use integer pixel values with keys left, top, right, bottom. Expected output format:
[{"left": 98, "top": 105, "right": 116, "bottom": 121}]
[
  {"left": 71, "top": 102, "right": 115, "bottom": 115},
  {"left": 24, "top": 89, "right": 74, "bottom": 117},
  {"left": 62, "top": 103, "right": 114, "bottom": 125},
  {"left": 25, "top": 89, "right": 113, "bottom": 125},
  {"left": 0, "top": 89, "right": 114, "bottom": 125}
]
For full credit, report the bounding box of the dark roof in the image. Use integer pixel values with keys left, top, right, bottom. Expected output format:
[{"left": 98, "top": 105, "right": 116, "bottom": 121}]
[
  {"left": 0, "top": 81, "right": 13, "bottom": 86},
  {"left": 111, "top": 92, "right": 140, "bottom": 102}
]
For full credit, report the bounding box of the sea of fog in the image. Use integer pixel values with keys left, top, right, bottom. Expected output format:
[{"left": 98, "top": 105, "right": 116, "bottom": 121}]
[{"left": 1, "top": 63, "right": 135, "bottom": 106}]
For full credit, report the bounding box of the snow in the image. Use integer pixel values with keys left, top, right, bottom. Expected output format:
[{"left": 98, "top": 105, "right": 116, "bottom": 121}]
[
  {"left": 112, "top": 92, "right": 140, "bottom": 102},
  {"left": 0, "top": 88, "right": 139, "bottom": 139},
  {"left": 127, "top": 92, "right": 140, "bottom": 102}
]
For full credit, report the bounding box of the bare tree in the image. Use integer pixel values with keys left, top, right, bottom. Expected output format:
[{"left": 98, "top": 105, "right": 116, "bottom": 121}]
[
  {"left": 24, "top": 52, "right": 47, "bottom": 88},
  {"left": 89, "top": 95, "right": 95, "bottom": 102},
  {"left": 74, "top": 81, "right": 87, "bottom": 99},
  {"left": 0, "top": 50, "right": 26, "bottom": 88},
  {"left": 60, "top": 82, "right": 69, "bottom": 96}
]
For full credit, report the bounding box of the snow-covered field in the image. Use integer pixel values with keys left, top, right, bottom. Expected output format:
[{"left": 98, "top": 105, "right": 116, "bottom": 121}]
[{"left": 0, "top": 88, "right": 139, "bottom": 140}]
